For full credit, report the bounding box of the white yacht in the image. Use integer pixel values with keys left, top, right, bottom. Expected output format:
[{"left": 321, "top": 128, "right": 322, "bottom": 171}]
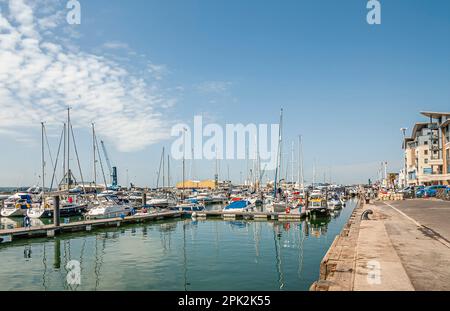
[
  {"left": 146, "top": 196, "right": 176, "bottom": 209},
  {"left": 1, "top": 193, "right": 37, "bottom": 217},
  {"left": 86, "top": 195, "right": 131, "bottom": 219},
  {"left": 223, "top": 200, "right": 255, "bottom": 213},
  {"left": 27, "top": 198, "right": 88, "bottom": 219},
  {"left": 327, "top": 198, "right": 343, "bottom": 211},
  {"left": 128, "top": 191, "right": 144, "bottom": 201}
]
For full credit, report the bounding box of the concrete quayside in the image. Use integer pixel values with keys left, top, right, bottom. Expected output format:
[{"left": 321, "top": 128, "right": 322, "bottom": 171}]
[{"left": 311, "top": 198, "right": 450, "bottom": 291}]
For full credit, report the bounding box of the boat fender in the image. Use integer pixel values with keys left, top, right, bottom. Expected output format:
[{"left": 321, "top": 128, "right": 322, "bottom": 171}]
[
  {"left": 192, "top": 212, "right": 197, "bottom": 218},
  {"left": 15, "top": 203, "right": 21, "bottom": 209},
  {"left": 24, "top": 215, "right": 31, "bottom": 228},
  {"left": 286, "top": 207, "right": 291, "bottom": 214}
]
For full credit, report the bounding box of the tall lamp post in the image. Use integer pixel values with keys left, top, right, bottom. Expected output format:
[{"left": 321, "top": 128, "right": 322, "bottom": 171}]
[{"left": 400, "top": 128, "right": 408, "bottom": 188}]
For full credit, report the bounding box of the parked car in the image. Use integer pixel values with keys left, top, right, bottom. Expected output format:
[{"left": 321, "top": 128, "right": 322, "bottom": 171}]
[
  {"left": 398, "top": 186, "right": 413, "bottom": 193},
  {"left": 399, "top": 186, "right": 417, "bottom": 198},
  {"left": 415, "top": 185, "right": 426, "bottom": 198},
  {"left": 418, "top": 185, "right": 448, "bottom": 198}
]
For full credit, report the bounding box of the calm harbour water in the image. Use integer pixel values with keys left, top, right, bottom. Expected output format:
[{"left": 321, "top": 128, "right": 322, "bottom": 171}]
[{"left": 0, "top": 200, "right": 357, "bottom": 291}]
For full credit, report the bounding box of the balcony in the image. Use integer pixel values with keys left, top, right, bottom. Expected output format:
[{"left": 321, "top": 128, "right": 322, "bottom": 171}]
[
  {"left": 428, "top": 158, "right": 443, "bottom": 165},
  {"left": 419, "top": 173, "right": 450, "bottom": 183},
  {"left": 430, "top": 145, "right": 440, "bottom": 152}
]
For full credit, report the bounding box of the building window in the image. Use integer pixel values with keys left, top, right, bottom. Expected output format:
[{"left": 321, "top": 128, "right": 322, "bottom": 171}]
[
  {"left": 425, "top": 159, "right": 428, "bottom": 164},
  {"left": 424, "top": 150, "right": 428, "bottom": 155}
]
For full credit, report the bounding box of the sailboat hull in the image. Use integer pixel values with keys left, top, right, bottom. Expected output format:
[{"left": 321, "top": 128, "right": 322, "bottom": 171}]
[{"left": 27, "top": 204, "right": 88, "bottom": 219}]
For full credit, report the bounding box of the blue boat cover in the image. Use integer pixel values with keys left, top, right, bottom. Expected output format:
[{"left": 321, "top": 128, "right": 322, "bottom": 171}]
[{"left": 224, "top": 200, "right": 249, "bottom": 210}]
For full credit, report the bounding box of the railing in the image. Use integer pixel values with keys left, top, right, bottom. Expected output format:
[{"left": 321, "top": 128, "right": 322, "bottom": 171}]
[{"left": 436, "top": 189, "right": 450, "bottom": 201}]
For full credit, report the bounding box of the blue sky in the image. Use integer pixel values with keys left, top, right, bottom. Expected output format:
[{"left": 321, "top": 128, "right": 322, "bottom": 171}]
[{"left": 0, "top": 0, "right": 449, "bottom": 187}]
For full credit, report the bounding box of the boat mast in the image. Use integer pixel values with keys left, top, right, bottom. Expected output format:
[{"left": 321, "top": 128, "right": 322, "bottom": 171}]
[
  {"left": 162, "top": 147, "right": 165, "bottom": 189},
  {"left": 92, "top": 123, "right": 97, "bottom": 188},
  {"left": 63, "top": 122, "right": 66, "bottom": 190},
  {"left": 312, "top": 158, "right": 316, "bottom": 189},
  {"left": 273, "top": 108, "right": 283, "bottom": 198},
  {"left": 299, "top": 135, "right": 304, "bottom": 192},
  {"left": 215, "top": 149, "right": 219, "bottom": 189},
  {"left": 297, "top": 135, "right": 300, "bottom": 189},
  {"left": 67, "top": 107, "right": 70, "bottom": 190},
  {"left": 41, "top": 122, "right": 45, "bottom": 196},
  {"left": 291, "top": 141, "right": 294, "bottom": 187},
  {"left": 167, "top": 155, "right": 170, "bottom": 188},
  {"left": 182, "top": 128, "right": 186, "bottom": 200},
  {"left": 279, "top": 109, "right": 283, "bottom": 191}
]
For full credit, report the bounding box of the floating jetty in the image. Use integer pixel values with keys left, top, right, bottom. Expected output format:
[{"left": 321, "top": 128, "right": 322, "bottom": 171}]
[
  {"left": 186, "top": 210, "right": 306, "bottom": 221},
  {"left": 0, "top": 209, "right": 307, "bottom": 244},
  {"left": 0, "top": 210, "right": 182, "bottom": 243}
]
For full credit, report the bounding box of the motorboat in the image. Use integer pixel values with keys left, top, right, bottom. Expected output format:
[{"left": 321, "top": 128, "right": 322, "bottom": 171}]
[
  {"left": 223, "top": 200, "right": 255, "bottom": 213},
  {"left": 210, "top": 193, "right": 228, "bottom": 204},
  {"left": 0, "top": 194, "right": 11, "bottom": 200},
  {"left": 146, "top": 196, "right": 176, "bottom": 209},
  {"left": 128, "top": 191, "right": 144, "bottom": 201},
  {"left": 27, "top": 198, "right": 88, "bottom": 218},
  {"left": 194, "top": 192, "right": 213, "bottom": 204},
  {"left": 327, "top": 197, "right": 343, "bottom": 211},
  {"left": 98, "top": 190, "right": 118, "bottom": 197},
  {"left": 85, "top": 195, "right": 131, "bottom": 219},
  {"left": 307, "top": 194, "right": 329, "bottom": 215},
  {"left": 1, "top": 193, "right": 37, "bottom": 217},
  {"left": 267, "top": 200, "right": 289, "bottom": 213},
  {"left": 172, "top": 200, "right": 205, "bottom": 212}
]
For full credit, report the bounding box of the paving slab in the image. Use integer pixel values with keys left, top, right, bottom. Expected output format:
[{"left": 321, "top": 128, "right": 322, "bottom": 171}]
[
  {"left": 353, "top": 206, "right": 414, "bottom": 291},
  {"left": 377, "top": 201, "right": 450, "bottom": 291}
]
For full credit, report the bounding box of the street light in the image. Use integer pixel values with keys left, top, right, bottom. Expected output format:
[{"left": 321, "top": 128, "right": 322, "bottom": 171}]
[{"left": 400, "top": 128, "right": 408, "bottom": 187}]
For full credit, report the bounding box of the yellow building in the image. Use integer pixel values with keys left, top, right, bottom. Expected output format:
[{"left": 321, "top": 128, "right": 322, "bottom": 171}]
[{"left": 176, "top": 180, "right": 217, "bottom": 190}]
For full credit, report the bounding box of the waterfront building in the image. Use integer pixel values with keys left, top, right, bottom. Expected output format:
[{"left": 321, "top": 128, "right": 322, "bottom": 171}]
[
  {"left": 176, "top": 179, "right": 217, "bottom": 190},
  {"left": 403, "top": 112, "right": 450, "bottom": 186}
]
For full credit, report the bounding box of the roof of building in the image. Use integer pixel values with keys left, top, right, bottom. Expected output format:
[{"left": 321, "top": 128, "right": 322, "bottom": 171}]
[
  {"left": 440, "top": 119, "right": 450, "bottom": 128},
  {"left": 411, "top": 122, "right": 432, "bottom": 139},
  {"left": 403, "top": 137, "right": 414, "bottom": 149},
  {"left": 420, "top": 111, "right": 450, "bottom": 119}
]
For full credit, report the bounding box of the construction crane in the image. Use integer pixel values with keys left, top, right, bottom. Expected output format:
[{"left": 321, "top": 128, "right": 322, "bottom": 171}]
[{"left": 100, "top": 140, "right": 118, "bottom": 188}]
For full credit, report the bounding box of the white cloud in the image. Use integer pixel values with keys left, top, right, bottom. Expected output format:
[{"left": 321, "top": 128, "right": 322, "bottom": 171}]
[
  {"left": 102, "top": 41, "right": 130, "bottom": 50},
  {"left": 196, "top": 81, "right": 232, "bottom": 94},
  {"left": 147, "top": 62, "right": 169, "bottom": 81},
  {"left": 0, "top": 0, "right": 175, "bottom": 152}
]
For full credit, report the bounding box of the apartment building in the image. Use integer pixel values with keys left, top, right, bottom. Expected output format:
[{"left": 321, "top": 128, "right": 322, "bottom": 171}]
[{"left": 403, "top": 112, "right": 450, "bottom": 186}]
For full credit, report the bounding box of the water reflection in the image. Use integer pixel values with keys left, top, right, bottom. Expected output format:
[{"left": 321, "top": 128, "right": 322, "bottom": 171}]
[
  {"left": 0, "top": 216, "right": 84, "bottom": 230},
  {"left": 0, "top": 200, "right": 357, "bottom": 291}
]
